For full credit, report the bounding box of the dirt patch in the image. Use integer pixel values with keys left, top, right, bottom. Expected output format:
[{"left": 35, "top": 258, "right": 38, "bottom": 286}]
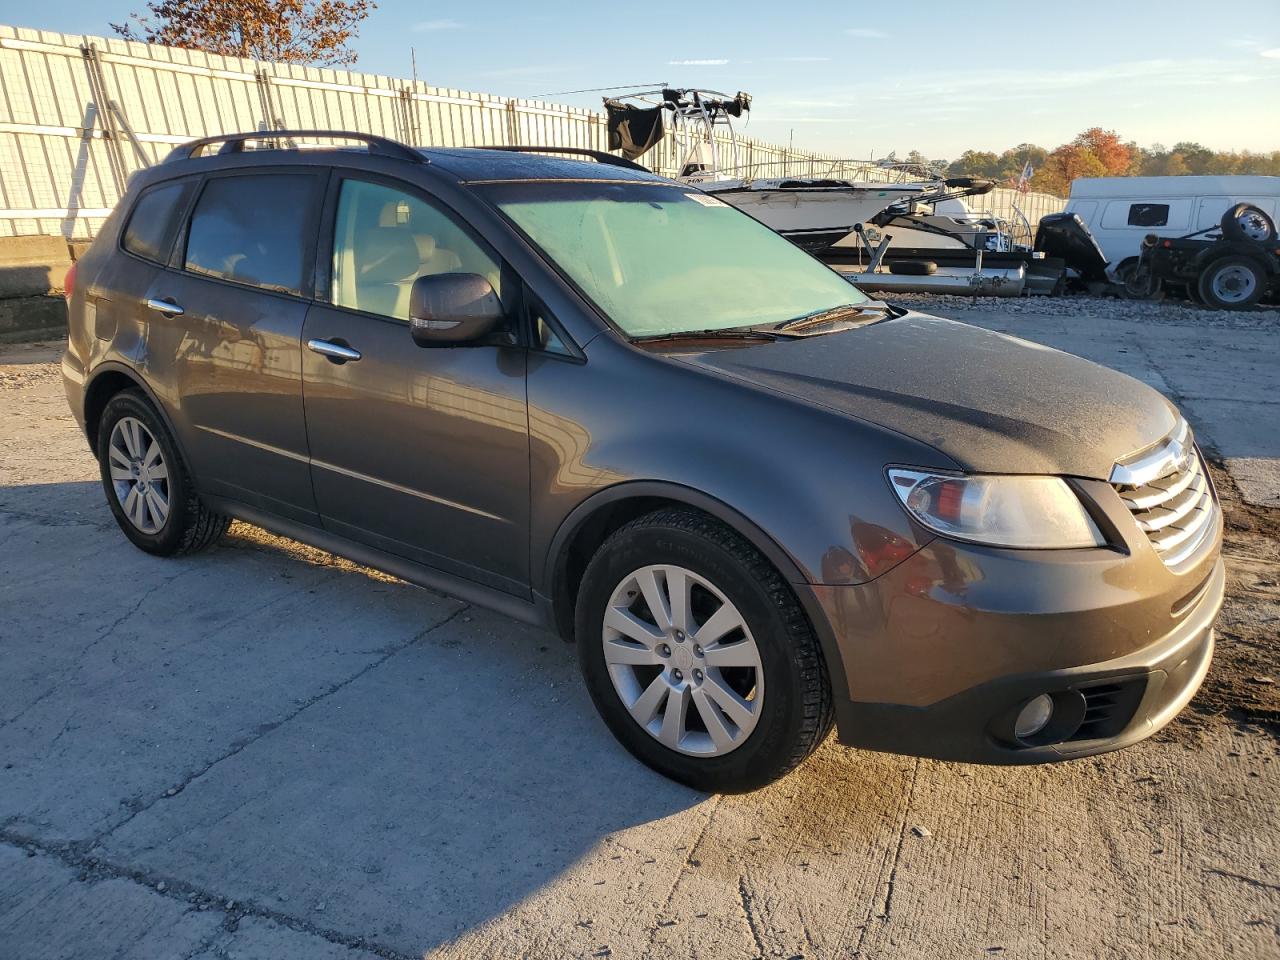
[{"left": 1174, "top": 461, "right": 1280, "bottom": 741}]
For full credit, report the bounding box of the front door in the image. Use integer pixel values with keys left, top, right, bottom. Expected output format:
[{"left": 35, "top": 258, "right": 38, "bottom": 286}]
[{"left": 301, "top": 175, "right": 531, "bottom": 595}]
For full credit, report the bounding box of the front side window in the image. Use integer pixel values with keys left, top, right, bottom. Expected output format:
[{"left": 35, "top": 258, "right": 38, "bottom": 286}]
[
  {"left": 123, "top": 179, "right": 194, "bottom": 263},
  {"left": 184, "top": 174, "right": 315, "bottom": 295},
  {"left": 331, "top": 179, "right": 504, "bottom": 320},
  {"left": 486, "top": 182, "right": 868, "bottom": 337}
]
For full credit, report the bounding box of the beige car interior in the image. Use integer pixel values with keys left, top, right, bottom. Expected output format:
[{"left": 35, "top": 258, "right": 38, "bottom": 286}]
[{"left": 333, "top": 184, "right": 501, "bottom": 319}]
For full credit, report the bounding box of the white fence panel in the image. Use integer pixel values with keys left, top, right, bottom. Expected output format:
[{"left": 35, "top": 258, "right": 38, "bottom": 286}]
[{"left": 0, "top": 23, "right": 1065, "bottom": 239}]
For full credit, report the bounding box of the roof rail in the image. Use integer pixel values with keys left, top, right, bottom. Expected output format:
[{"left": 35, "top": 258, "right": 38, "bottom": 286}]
[
  {"left": 164, "top": 130, "right": 425, "bottom": 165},
  {"left": 472, "top": 145, "right": 651, "bottom": 173}
]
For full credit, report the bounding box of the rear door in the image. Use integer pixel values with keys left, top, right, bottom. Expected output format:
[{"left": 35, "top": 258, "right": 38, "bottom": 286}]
[
  {"left": 85, "top": 177, "right": 198, "bottom": 350},
  {"left": 300, "top": 173, "right": 531, "bottom": 595},
  {"left": 145, "top": 169, "right": 326, "bottom": 523}
]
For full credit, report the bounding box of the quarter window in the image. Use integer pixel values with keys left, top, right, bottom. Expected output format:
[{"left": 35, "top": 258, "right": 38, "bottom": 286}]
[
  {"left": 331, "top": 179, "right": 504, "bottom": 320},
  {"left": 1127, "top": 203, "right": 1169, "bottom": 227},
  {"left": 122, "top": 180, "right": 194, "bottom": 263},
  {"left": 184, "top": 174, "right": 315, "bottom": 295}
]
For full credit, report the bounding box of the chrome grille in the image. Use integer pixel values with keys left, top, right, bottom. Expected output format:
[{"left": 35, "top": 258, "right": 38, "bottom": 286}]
[{"left": 1110, "top": 420, "right": 1217, "bottom": 569}]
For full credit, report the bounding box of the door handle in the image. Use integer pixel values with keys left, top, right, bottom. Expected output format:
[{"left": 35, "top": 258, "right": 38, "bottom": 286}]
[
  {"left": 307, "top": 338, "right": 362, "bottom": 363},
  {"left": 145, "top": 297, "right": 184, "bottom": 316}
]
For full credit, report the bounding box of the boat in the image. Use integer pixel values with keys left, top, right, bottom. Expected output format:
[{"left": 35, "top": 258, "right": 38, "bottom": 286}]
[{"left": 603, "top": 88, "right": 951, "bottom": 252}]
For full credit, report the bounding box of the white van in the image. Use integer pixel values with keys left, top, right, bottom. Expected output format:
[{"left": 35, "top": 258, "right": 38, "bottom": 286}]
[{"left": 1064, "top": 175, "right": 1280, "bottom": 274}]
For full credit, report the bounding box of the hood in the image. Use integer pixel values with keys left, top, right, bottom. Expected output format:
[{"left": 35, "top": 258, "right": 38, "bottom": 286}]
[{"left": 671, "top": 312, "right": 1178, "bottom": 480}]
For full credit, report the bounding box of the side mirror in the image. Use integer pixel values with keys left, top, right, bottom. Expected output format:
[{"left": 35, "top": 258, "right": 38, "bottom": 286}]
[{"left": 408, "top": 273, "right": 504, "bottom": 346}]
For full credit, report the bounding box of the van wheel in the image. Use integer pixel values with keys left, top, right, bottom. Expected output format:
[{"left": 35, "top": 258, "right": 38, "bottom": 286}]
[
  {"left": 1197, "top": 257, "right": 1266, "bottom": 310},
  {"left": 97, "top": 390, "right": 230, "bottom": 556},
  {"left": 575, "top": 508, "right": 833, "bottom": 792}
]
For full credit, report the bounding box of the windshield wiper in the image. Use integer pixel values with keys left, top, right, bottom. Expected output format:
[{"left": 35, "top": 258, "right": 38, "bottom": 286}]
[
  {"left": 773, "top": 301, "right": 892, "bottom": 333},
  {"left": 632, "top": 328, "right": 784, "bottom": 344}
]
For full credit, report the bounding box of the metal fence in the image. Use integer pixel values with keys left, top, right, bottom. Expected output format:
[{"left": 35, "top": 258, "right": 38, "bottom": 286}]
[{"left": 0, "top": 23, "right": 1065, "bottom": 239}]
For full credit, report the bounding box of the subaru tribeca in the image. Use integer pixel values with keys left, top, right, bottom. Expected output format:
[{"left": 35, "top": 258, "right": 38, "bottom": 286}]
[{"left": 62, "top": 132, "right": 1223, "bottom": 792}]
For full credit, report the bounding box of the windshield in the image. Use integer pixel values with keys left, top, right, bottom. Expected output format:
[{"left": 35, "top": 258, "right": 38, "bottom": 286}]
[{"left": 484, "top": 181, "right": 869, "bottom": 337}]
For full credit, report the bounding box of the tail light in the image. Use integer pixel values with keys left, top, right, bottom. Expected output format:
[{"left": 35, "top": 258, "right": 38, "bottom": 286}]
[{"left": 63, "top": 260, "right": 77, "bottom": 303}]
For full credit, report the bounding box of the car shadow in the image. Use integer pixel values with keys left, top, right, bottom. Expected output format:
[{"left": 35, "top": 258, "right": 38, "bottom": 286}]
[{"left": 1, "top": 481, "right": 709, "bottom": 955}]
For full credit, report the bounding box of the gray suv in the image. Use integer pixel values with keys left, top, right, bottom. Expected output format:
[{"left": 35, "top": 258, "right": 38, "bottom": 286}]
[{"left": 63, "top": 131, "right": 1223, "bottom": 792}]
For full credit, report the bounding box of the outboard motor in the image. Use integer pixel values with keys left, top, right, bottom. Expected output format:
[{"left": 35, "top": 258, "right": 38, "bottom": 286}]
[{"left": 1035, "top": 212, "right": 1110, "bottom": 283}]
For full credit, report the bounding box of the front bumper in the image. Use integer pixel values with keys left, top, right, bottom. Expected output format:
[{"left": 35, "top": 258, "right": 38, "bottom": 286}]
[{"left": 817, "top": 537, "right": 1224, "bottom": 764}]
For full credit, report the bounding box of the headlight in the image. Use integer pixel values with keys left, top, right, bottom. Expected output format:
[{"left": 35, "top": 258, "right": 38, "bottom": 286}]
[{"left": 888, "top": 469, "right": 1104, "bottom": 549}]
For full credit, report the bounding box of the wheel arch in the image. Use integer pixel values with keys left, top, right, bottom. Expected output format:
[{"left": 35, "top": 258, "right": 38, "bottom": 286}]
[
  {"left": 82, "top": 363, "right": 186, "bottom": 461},
  {"left": 542, "top": 481, "right": 849, "bottom": 695}
]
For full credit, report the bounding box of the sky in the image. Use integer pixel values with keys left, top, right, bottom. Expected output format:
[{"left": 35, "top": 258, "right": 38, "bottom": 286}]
[{"left": 13, "top": 0, "right": 1280, "bottom": 161}]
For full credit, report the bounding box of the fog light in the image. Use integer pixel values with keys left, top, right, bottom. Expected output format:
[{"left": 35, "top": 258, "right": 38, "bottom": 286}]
[{"left": 1014, "top": 694, "right": 1054, "bottom": 740}]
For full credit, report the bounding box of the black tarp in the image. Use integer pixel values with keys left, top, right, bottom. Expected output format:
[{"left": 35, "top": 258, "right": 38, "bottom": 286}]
[{"left": 604, "top": 100, "right": 665, "bottom": 160}]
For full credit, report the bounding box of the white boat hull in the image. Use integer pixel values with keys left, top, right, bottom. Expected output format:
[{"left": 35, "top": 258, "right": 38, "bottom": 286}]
[{"left": 700, "top": 181, "right": 924, "bottom": 243}]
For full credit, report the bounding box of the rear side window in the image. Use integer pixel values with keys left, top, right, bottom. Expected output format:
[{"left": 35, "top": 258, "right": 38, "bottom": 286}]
[
  {"left": 184, "top": 174, "right": 315, "bottom": 295},
  {"left": 122, "top": 180, "right": 194, "bottom": 263},
  {"left": 1127, "top": 203, "right": 1169, "bottom": 227}
]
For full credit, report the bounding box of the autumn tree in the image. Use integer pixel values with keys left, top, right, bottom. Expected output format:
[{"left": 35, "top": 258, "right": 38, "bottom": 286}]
[
  {"left": 1071, "top": 127, "right": 1136, "bottom": 176},
  {"left": 112, "top": 0, "right": 376, "bottom": 66},
  {"left": 1032, "top": 143, "right": 1107, "bottom": 195}
]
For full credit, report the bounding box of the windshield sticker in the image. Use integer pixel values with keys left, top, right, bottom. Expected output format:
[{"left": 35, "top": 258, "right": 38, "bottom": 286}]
[{"left": 684, "top": 192, "right": 729, "bottom": 208}]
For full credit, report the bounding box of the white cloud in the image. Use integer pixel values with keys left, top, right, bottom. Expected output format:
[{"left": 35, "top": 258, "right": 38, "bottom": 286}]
[
  {"left": 667, "top": 58, "right": 730, "bottom": 66},
  {"left": 413, "top": 19, "right": 462, "bottom": 31},
  {"left": 1261, "top": 48, "right": 1280, "bottom": 58},
  {"left": 846, "top": 28, "right": 887, "bottom": 38}
]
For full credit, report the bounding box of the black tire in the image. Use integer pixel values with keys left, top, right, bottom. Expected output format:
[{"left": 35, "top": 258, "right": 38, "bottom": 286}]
[
  {"left": 96, "top": 390, "right": 230, "bottom": 556},
  {"left": 1114, "top": 259, "right": 1158, "bottom": 300},
  {"left": 888, "top": 260, "right": 936, "bottom": 276},
  {"left": 575, "top": 508, "right": 833, "bottom": 792},
  {"left": 1196, "top": 256, "right": 1267, "bottom": 310},
  {"left": 1220, "top": 203, "right": 1277, "bottom": 243}
]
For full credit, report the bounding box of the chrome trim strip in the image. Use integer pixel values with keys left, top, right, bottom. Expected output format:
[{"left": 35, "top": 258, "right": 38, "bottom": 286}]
[
  {"left": 310, "top": 459, "right": 509, "bottom": 524},
  {"left": 1119, "top": 466, "right": 1198, "bottom": 510},
  {"left": 194, "top": 424, "right": 310, "bottom": 463},
  {"left": 1110, "top": 419, "right": 1191, "bottom": 487}
]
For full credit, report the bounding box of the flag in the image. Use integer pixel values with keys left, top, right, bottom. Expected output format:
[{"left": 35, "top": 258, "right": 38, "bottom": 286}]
[{"left": 1017, "top": 161, "right": 1034, "bottom": 193}]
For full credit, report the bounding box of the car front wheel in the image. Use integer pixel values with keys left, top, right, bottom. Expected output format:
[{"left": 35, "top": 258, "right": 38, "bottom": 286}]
[{"left": 575, "top": 508, "right": 833, "bottom": 792}]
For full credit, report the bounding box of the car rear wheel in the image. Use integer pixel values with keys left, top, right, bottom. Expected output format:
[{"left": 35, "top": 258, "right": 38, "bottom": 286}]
[
  {"left": 1197, "top": 256, "right": 1266, "bottom": 310},
  {"left": 97, "top": 390, "right": 230, "bottom": 555},
  {"left": 575, "top": 508, "right": 833, "bottom": 792}
]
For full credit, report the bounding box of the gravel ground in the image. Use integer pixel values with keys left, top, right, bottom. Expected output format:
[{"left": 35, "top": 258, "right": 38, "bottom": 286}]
[
  {"left": 2, "top": 317, "right": 1278, "bottom": 959},
  {"left": 887, "top": 292, "right": 1280, "bottom": 330}
]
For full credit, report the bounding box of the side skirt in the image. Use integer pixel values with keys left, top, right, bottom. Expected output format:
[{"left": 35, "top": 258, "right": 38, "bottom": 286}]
[{"left": 206, "top": 495, "right": 555, "bottom": 631}]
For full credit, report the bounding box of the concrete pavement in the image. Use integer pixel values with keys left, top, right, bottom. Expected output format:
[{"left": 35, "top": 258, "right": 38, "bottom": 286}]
[{"left": 2, "top": 310, "right": 1278, "bottom": 959}]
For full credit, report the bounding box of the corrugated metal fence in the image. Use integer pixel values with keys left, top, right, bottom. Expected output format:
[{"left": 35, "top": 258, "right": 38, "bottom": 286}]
[{"left": 0, "top": 23, "right": 1065, "bottom": 240}]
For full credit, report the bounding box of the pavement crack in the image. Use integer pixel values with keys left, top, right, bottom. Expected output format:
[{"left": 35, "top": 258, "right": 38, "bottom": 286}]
[
  {"left": 880, "top": 758, "right": 922, "bottom": 923},
  {"left": 851, "top": 757, "right": 921, "bottom": 957},
  {"left": 0, "top": 568, "right": 194, "bottom": 730},
  {"left": 1203, "top": 866, "right": 1280, "bottom": 892},
  {"left": 642, "top": 794, "right": 722, "bottom": 957},
  {"left": 94, "top": 603, "right": 471, "bottom": 844},
  {"left": 737, "top": 874, "right": 767, "bottom": 958},
  {"left": 0, "top": 830, "right": 418, "bottom": 960}
]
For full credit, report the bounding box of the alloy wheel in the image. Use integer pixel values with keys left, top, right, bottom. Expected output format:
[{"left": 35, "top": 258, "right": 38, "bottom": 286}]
[
  {"left": 108, "top": 416, "right": 170, "bottom": 534},
  {"left": 601, "top": 564, "right": 763, "bottom": 756}
]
